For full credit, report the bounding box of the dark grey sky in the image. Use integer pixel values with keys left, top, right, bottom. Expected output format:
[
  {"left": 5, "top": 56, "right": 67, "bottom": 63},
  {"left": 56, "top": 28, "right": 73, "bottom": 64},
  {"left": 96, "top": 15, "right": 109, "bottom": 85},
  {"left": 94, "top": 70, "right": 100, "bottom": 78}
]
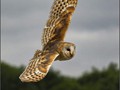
[{"left": 1, "top": 0, "right": 119, "bottom": 77}]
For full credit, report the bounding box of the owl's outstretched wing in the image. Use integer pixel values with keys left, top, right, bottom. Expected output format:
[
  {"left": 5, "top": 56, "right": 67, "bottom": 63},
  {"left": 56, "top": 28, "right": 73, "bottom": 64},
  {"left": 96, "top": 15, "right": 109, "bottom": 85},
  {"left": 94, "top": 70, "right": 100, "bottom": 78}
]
[
  {"left": 19, "top": 50, "right": 59, "bottom": 82},
  {"left": 42, "top": 0, "right": 78, "bottom": 47}
]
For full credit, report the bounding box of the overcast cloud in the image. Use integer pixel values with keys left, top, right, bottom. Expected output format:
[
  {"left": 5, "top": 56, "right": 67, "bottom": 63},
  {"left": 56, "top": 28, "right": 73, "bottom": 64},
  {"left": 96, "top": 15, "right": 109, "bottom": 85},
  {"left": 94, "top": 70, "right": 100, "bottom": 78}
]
[{"left": 1, "top": 0, "right": 119, "bottom": 77}]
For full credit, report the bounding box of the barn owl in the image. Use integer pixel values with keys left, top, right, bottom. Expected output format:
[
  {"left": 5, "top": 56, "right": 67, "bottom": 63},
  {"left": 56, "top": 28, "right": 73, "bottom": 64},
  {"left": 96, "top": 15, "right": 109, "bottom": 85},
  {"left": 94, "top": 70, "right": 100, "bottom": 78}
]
[{"left": 19, "top": 0, "right": 78, "bottom": 82}]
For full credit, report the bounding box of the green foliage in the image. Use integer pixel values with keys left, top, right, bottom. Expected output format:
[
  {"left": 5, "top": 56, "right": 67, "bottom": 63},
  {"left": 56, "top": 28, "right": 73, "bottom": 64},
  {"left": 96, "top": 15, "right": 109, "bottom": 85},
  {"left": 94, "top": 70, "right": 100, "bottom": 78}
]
[
  {"left": 77, "top": 63, "right": 119, "bottom": 90},
  {"left": 1, "top": 62, "right": 119, "bottom": 90},
  {"left": 50, "top": 77, "right": 81, "bottom": 90}
]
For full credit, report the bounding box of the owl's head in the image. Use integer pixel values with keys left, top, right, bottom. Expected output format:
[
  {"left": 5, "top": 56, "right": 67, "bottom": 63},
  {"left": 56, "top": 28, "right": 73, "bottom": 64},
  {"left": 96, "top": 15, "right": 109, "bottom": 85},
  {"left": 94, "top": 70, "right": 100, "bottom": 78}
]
[{"left": 56, "top": 42, "right": 76, "bottom": 60}]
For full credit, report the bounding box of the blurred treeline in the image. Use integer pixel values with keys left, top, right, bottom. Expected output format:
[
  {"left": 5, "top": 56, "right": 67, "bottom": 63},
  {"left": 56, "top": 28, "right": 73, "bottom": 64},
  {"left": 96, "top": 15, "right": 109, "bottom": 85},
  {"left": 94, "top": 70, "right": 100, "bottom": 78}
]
[{"left": 1, "top": 61, "right": 119, "bottom": 90}]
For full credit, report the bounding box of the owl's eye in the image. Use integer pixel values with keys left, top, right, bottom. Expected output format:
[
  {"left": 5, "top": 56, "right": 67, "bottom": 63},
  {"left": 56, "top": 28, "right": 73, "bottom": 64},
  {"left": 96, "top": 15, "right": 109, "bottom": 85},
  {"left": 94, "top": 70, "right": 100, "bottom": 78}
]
[{"left": 66, "top": 48, "right": 70, "bottom": 51}]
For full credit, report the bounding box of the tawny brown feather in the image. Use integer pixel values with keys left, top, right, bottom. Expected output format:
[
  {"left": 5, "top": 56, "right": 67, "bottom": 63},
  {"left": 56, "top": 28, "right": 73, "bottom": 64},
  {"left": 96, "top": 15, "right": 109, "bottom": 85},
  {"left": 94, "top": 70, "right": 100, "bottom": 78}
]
[
  {"left": 19, "top": 50, "right": 59, "bottom": 82},
  {"left": 42, "top": 0, "right": 78, "bottom": 47},
  {"left": 19, "top": 0, "right": 78, "bottom": 82}
]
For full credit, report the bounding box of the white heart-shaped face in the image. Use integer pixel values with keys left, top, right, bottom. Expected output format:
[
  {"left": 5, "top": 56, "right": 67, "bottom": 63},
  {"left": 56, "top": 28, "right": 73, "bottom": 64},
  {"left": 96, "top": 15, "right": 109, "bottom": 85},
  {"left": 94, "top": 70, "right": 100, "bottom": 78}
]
[{"left": 61, "top": 43, "right": 76, "bottom": 60}]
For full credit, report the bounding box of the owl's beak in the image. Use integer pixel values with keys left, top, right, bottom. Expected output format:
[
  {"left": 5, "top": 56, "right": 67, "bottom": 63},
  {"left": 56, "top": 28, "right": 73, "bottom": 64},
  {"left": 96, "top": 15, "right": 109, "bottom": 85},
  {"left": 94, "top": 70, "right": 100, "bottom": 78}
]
[{"left": 70, "top": 46, "right": 75, "bottom": 56}]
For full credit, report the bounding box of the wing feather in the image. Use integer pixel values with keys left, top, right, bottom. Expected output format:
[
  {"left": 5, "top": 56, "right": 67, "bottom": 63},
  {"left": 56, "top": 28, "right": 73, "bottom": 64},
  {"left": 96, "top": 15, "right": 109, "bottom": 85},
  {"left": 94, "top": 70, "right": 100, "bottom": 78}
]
[
  {"left": 42, "top": 0, "right": 78, "bottom": 47},
  {"left": 19, "top": 50, "right": 59, "bottom": 82}
]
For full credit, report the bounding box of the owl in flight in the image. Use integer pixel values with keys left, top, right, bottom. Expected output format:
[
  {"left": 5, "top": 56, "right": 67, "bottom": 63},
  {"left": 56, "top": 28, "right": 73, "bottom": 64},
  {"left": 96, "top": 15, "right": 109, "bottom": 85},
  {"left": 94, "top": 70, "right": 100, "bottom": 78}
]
[{"left": 19, "top": 0, "right": 78, "bottom": 82}]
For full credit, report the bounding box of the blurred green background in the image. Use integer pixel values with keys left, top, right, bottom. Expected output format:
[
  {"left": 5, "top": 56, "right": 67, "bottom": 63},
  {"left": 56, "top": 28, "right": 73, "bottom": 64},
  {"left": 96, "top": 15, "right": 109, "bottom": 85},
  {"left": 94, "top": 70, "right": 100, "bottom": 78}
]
[{"left": 1, "top": 61, "right": 119, "bottom": 90}]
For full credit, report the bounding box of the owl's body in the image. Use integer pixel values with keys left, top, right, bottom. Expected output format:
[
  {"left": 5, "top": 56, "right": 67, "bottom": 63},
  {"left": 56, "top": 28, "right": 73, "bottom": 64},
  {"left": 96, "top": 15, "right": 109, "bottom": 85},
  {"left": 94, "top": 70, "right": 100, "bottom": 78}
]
[{"left": 19, "top": 0, "right": 78, "bottom": 82}]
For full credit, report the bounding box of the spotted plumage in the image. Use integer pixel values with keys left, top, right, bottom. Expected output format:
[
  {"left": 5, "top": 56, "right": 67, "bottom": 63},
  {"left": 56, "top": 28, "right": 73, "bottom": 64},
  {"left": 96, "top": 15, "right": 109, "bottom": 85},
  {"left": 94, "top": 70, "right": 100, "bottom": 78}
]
[
  {"left": 19, "top": 0, "right": 78, "bottom": 82},
  {"left": 42, "top": 0, "right": 78, "bottom": 47}
]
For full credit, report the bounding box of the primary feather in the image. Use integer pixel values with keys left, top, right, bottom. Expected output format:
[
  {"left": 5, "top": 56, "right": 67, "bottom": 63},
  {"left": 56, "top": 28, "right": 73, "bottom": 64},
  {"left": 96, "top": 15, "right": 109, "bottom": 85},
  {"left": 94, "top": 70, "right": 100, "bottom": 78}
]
[
  {"left": 42, "top": 0, "right": 78, "bottom": 47},
  {"left": 19, "top": 50, "right": 59, "bottom": 82}
]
